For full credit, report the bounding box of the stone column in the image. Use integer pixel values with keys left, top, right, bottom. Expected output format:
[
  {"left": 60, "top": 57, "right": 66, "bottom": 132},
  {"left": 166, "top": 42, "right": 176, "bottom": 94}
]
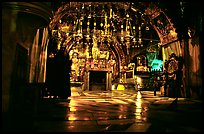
[
  {"left": 2, "top": 2, "right": 52, "bottom": 131},
  {"left": 2, "top": 8, "right": 18, "bottom": 113}
]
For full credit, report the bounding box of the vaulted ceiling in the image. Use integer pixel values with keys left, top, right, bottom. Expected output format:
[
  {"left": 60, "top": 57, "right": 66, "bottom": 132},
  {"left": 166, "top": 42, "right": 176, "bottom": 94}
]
[{"left": 47, "top": 2, "right": 174, "bottom": 62}]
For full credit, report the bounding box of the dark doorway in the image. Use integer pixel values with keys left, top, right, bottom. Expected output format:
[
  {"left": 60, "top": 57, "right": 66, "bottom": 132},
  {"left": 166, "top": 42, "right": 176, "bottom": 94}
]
[{"left": 89, "top": 71, "right": 107, "bottom": 91}]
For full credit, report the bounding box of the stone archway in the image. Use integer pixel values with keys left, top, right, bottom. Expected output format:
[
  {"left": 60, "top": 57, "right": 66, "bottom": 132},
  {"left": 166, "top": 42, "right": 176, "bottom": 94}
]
[{"left": 48, "top": 2, "right": 180, "bottom": 88}]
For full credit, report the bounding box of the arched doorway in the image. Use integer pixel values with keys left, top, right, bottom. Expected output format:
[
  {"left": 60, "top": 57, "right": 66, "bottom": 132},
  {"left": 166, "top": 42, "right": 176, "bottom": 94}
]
[{"left": 47, "top": 2, "right": 180, "bottom": 92}]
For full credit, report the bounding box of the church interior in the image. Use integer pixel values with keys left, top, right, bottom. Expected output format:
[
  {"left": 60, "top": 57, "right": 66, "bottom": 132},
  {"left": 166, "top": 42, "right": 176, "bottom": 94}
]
[{"left": 2, "top": 2, "right": 202, "bottom": 132}]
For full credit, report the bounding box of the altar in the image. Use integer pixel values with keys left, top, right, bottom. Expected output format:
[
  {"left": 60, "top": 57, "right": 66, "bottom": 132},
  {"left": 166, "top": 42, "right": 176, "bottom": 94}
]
[{"left": 83, "top": 68, "right": 112, "bottom": 91}]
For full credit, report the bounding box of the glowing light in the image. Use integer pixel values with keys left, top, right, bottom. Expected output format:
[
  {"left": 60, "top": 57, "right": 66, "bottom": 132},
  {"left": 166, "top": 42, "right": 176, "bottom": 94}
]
[
  {"left": 112, "top": 84, "right": 116, "bottom": 90},
  {"left": 135, "top": 91, "right": 143, "bottom": 120},
  {"left": 136, "top": 115, "right": 142, "bottom": 120},
  {"left": 170, "top": 30, "right": 177, "bottom": 38},
  {"left": 119, "top": 115, "right": 123, "bottom": 119},
  {"left": 68, "top": 100, "right": 77, "bottom": 111},
  {"left": 69, "top": 100, "right": 77, "bottom": 106},
  {"left": 119, "top": 115, "right": 127, "bottom": 119},
  {"left": 136, "top": 77, "right": 142, "bottom": 84},
  {"left": 136, "top": 91, "right": 142, "bottom": 108},
  {"left": 151, "top": 59, "right": 163, "bottom": 71},
  {"left": 135, "top": 108, "right": 142, "bottom": 115},
  {"left": 57, "top": 43, "right": 61, "bottom": 50},
  {"left": 137, "top": 91, "right": 142, "bottom": 98},
  {"left": 67, "top": 114, "right": 76, "bottom": 120},
  {"left": 136, "top": 100, "right": 142, "bottom": 108},
  {"left": 116, "top": 84, "right": 125, "bottom": 90},
  {"left": 69, "top": 107, "right": 76, "bottom": 112}
]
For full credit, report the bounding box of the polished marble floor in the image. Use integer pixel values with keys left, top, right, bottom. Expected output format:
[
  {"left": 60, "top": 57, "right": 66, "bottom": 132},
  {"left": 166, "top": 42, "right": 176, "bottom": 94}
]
[
  {"left": 33, "top": 87, "right": 202, "bottom": 132},
  {"left": 3, "top": 87, "right": 203, "bottom": 132}
]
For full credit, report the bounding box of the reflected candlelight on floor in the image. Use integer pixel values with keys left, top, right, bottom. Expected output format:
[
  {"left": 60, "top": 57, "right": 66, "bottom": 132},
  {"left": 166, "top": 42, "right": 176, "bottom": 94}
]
[
  {"left": 118, "top": 115, "right": 127, "bottom": 119},
  {"left": 135, "top": 107, "right": 142, "bottom": 120},
  {"left": 113, "top": 99, "right": 128, "bottom": 104},
  {"left": 136, "top": 115, "right": 142, "bottom": 120},
  {"left": 135, "top": 108, "right": 142, "bottom": 115},
  {"left": 98, "top": 117, "right": 109, "bottom": 120},
  {"left": 135, "top": 90, "right": 143, "bottom": 120},
  {"left": 69, "top": 100, "right": 77, "bottom": 106},
  {"left": 136, "top": 100, "right": 142, "bottom": 108},
  {"left": 69, "top": 107, "right": 77, "bottom": 112},
  {"left": 67, "top": 114, "right": 77, "bottom": 121},
  {"left": 68, "top": 100, "right": 77, "bottom": 111},
  {"left": 136, "top": 91, "right": 142, "bottom": 99},
  {"left": 135, "top": 91, "right": 143, "bottom": 108},
  {"left": 67, "top": 126, "right": 75, "bottom": 129},
  {"left": 83, "top": 117, "right": 90, "bottom": 120}
]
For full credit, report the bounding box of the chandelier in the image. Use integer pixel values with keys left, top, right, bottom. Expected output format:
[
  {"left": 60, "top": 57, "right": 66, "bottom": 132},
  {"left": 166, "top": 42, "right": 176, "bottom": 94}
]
[{"left": 52, "top": 2, "right": 158, "bottom": 55}]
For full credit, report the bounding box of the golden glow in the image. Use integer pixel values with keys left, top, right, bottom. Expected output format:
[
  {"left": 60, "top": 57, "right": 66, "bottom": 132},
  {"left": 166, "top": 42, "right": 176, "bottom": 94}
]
[
  {"left": 119, "top": 115, "right": 123, "bottom": 119},
  {"left": 112, "top": 84, "right": 116, "bottom": 90},
  {"left": 119, "top": 114, "right": 127, "bottom": 119},
  {"left": 136, "top": 100, "right": 142, "bottom": 109},
  {"left": 170, "top": 30, "right": 177, "bottom": 38},
  {"left": 113, "top": 99, "right": 128, "bottom": 104},
  {"left": 69, "top": 100, "right": 77, "bottom": 106},
  {"left": 136, "top": 76, "right": 142, "bottom": 84},
  {"left": 162, "top": 47, "right": 166, "bottom": 62},
  {"left": 135, "top": 90, "right": 143, "bottom": 120},
  {"left": 136, "top": 76, "right": 142, "bottom": 90},
  {"left": 69, "top": 107, "right": 76, "bottom": 112},
  {"left": 135, "top": 108, "right": 142, "bottom": 115},
  {"left": 57, "top": 43, "right": 61, "bottom": 50},
  {"left": 136, "top": 91, "right": 142, "bottom": 99},
  {"left": 67, "top": 114, "right": 76, "bottom": 120},
  {"left": 136, "top": 115, "right": 142, "bottom": 120},
  {"left": 69, "top": 100, "right": 77, "bottom": 111},
  {"left": 116, "top": 84, "right": 125, "bottom": 90}
]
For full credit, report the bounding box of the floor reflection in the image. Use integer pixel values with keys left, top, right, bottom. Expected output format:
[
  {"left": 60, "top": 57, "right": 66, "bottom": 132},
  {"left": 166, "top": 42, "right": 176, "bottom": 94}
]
[
  {"left": 35, "top": 89, "right": 202, "bottom": 132},
  {"left": 36, "top": 90, "right": 150, "bottom": 132}
]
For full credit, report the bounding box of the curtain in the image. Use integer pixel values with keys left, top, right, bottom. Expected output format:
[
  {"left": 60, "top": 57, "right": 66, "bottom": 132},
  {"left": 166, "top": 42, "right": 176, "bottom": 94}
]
[
  {"left": 38, "top": 27, "right": 49, "bottom": 83},
  {"left": 188, "top": 38, "right": 201, "bottom": 87},
  {"left": 29, "top": 29, "right": 39, "bottom": 83},
  {"left": 162, "top": 40, "right": 182, "bottom": 61},
  {"left": 29, "top": 27, "right": 49, "bottom": 83}
]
